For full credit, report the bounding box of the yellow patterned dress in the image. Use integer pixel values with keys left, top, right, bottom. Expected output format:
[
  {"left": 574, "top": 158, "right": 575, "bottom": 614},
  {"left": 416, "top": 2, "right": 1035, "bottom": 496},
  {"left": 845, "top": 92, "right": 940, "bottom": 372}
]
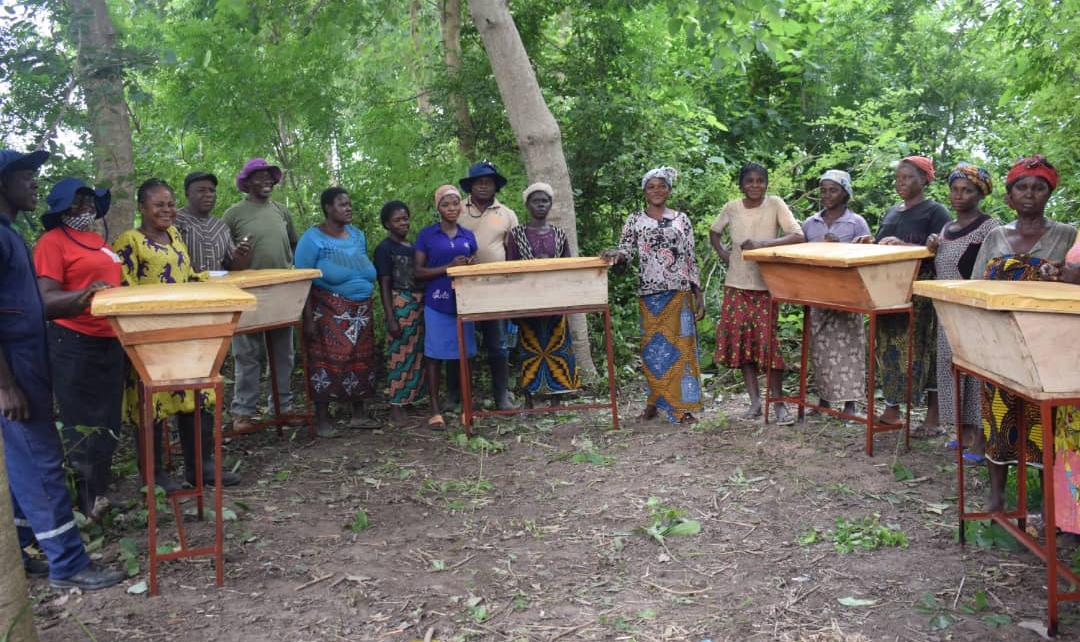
[{"left": 113, "top": 227, "right": 212, "bottom": 427}]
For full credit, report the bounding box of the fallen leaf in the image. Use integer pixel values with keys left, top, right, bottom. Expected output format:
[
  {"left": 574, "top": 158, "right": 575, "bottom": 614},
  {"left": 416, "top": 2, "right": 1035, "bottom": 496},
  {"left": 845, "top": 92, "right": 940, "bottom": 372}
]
[
  {"left": 837, "top": 597, "right": 878, "bottom": 607},
  {"left": 1017, "top": 619, "right": 1051, "bottom": 640},
  {"left": 127, "top": 580, "right": 148, "bottom": 595}
]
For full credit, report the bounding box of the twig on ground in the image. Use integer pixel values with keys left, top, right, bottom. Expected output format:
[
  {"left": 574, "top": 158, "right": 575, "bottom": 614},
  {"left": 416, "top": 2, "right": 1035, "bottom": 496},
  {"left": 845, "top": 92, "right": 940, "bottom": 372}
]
[
  {"left": 952, "top": 574, "right": 966, "bottom": 609},
  {"left": 294, "top": 572, "right": 334, "bottom": 591},
  {"left": 641, "top": 578, "right": 711, "bottom": 595}
]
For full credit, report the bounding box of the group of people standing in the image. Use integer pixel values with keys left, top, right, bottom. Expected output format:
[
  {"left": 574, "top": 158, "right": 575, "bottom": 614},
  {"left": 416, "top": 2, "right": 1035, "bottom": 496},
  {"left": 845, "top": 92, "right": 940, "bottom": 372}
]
[{"left": 610, "top": 155, "right": 1080, "bottom": 525}]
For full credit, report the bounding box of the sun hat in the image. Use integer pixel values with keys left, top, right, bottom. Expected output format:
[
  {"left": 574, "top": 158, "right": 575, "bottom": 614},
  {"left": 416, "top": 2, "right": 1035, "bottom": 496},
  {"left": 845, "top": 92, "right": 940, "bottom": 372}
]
[
  {"left": 41, "top": 178, "right": 110, "bottom": 231},
  {"left": 0, "top": 149, "right": 49, "bottom": 176},
  {"left": 458, "top": 161, "right": 508, "bottom": 193},
  {"left": 235, "top": 158, "right": 282, "bottom": 193}
]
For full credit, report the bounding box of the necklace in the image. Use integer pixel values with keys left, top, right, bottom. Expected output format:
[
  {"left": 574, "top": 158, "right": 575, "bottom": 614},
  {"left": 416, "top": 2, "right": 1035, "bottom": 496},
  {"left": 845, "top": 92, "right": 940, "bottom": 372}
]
[{"left": 61, "top": 225, "right": 106, "bottom": 251}]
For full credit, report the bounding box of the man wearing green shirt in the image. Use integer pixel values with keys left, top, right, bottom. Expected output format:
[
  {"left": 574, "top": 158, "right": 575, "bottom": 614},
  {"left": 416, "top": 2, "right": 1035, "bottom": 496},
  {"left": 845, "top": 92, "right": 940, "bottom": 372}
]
[{"left": 222, "top": 158, "right": 300, "bottom": 429}]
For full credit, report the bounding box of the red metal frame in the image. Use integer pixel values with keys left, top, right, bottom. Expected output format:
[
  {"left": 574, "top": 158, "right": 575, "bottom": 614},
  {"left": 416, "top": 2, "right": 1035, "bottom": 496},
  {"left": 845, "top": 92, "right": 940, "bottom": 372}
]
[
  {"left": 454, "top": 304, "right": 620, "bottom": 437},
  {"left": 223, "top": 318, "right": 315, "bottom": 441},
  {"left": 139, "top": 376, "right": 225, "bottom": 596},
  {"left": 954, "top": 362, "right": 1080, "bottom": 637},
  {"left": 762, "top": 298, "right": 913, "bottom": 456}
]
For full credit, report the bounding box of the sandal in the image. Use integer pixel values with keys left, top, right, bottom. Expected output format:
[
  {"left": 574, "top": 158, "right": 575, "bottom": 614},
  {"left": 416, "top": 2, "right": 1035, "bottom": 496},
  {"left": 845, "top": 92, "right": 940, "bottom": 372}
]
[
  {"left": 348, "top": 417, "right": 382, "bottom": 430},
  {"left": 774, "top": 404, "right": 795, "bottom": 426},
  {"left": 427, "top": 414, "right": 446, "bottom": 430}
]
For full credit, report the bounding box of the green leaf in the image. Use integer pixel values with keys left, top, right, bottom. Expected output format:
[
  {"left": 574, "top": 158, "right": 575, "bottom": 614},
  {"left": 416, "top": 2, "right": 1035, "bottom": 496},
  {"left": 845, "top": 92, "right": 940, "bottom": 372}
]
[
  {"left": 837, "top": 597, "right": 878, "bottom": 607},
  {"left": 974, "top": 591, "right": 989, "bottom": 611},
  {"left": 929, "top": 613, "right": 956, "bottom": 631},
  {"left": 891, "top": 460, "right": 914, "bottom": 481},
  {"left": 981, "top": 613, "right": 1011, "bottom": 628},
  {"left": 665, "top": 519, "right": 701, "bottom": 536}
]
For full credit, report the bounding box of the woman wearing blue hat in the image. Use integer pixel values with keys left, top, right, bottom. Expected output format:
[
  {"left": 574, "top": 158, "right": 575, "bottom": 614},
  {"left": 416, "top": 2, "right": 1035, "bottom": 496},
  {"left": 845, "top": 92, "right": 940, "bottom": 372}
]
[{"left": 33, "top": 178, "right": 123, "bottom": 519}]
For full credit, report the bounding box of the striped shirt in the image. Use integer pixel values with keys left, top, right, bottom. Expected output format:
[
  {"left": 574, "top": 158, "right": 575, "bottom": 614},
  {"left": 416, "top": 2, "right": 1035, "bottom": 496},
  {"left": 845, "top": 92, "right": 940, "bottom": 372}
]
[{"left": 175, "top": 207, "right": 235, "bottom": 272}]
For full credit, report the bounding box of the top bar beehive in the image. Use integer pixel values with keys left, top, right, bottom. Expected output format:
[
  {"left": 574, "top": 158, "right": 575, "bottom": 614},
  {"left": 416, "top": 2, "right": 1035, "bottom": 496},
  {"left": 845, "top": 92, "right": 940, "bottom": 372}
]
[
  {"left": 743, "top": 242, "right": 932, "bottom": 309},
  {"left": 210, "top": 268, "right": 321, "bottom": 332},
  {"left": 448, "top": 257, "right": 609, "bottom": 315}
]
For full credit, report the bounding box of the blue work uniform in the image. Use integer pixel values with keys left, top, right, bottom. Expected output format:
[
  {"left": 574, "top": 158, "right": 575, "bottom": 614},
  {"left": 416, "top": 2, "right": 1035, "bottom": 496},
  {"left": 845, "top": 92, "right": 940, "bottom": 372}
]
[{"left": 0, "top": 217, "right": 89, "bottom": 578}]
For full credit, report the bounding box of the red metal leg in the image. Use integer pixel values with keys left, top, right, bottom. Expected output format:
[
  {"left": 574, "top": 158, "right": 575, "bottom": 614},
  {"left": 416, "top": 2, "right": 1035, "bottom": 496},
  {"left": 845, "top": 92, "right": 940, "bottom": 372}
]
[
  {"left": 193, "top": 393, "right": 205, "bottom": 520},
  {"left": 797, "top": 305, "right": 810, "bottom": 422},
  {"left": 265, "top": 331, "right": 284, "bottom": 438},
  {"left": 603, "top": 308, "right": 619, "bottom": 429},
  {"left": 299, "top": 337, "right": 315, "bottom": 441},
  {"left": 866, "top": 312, "right": 877, "bottom": 455},
  {"left": 764, "top": 299, "right": 776, "bottom": 424},
  {"left": 1043, "top": 401, "right": 1059, "bottom": 636},
  {"left": 457, "top": 316, "right": 472, "bottom": 437},
  {"left": 214, "top": 380, "right": 224, "bottom": 587},
  {"left": 141, "top": 382, "right": 159, "bottom": 596}
]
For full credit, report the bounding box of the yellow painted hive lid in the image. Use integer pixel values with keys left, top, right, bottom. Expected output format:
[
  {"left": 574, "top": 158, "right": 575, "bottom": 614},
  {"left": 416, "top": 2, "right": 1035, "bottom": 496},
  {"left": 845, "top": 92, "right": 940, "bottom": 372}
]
[
  {"left": 913, "top": 279, "right": 1080, "bottom": 314},
  {"left": 743, "top": 242, "right": 931, "bottom": 267},
  {"left": 210, "top": 268, "right": 322, "bottom": 288},
  {"left": 448, "top": 256, "right": 609, "bottom": 277},
  {"left": 91, "top": 282, "right": 257, "bottom": 316}
]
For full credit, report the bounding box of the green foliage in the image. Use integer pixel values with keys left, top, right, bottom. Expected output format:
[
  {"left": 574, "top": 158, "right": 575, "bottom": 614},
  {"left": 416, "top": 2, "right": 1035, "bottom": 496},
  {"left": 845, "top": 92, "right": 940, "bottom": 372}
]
[
  {"left": 448, "top": 430, "right": 507, "bottom": 454},
  {"left": 637, "top": 496, "right": 701, "bottom": 545},
  {"left": 827, "top": 515, "right": 908, "bottom": 552},
  {"left": 346, "top": 508, "right": 370, "bottom": 532}
]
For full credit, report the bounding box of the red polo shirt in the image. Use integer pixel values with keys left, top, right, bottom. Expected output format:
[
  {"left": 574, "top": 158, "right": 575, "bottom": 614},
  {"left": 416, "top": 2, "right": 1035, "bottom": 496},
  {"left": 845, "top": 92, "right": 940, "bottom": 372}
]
[{"left": 33, "top": 227, "right": 122, "bottom": 337}]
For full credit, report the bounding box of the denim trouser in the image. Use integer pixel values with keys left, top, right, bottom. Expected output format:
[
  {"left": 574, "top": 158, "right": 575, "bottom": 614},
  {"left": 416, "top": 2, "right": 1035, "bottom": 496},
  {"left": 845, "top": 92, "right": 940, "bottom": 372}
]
[{"left": 230, "top": 327, "right": 294, "bottom": 416}]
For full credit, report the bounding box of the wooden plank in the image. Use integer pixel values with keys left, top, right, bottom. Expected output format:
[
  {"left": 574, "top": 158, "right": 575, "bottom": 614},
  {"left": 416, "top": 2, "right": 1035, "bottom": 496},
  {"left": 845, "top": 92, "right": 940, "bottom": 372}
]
[
  {"left": 932, "top": 300, "right": 1042, "bottom": 392},
  {"left": 914, "top": 279, "right": 1080, "bottom": 314},
  {"left": 132, "top": 338, "right": 227, "bottom": 381},
  {"left": 448, "top": 256, "right": 608, "bottom": 277},
  {"left": 756, "top": 263, "right": 873, "bottom": 308},
  {"left": 859, "top": 260, "right": 921, "bottom": 308},
  {"left": 121, "top": 323, "right": 237, "bottom": 345},
  {"left": 1013, "top": 311, "right": 1080, "bottom": 393},
  {"left": 453, "top": 267, "right": 608, "bottom": 315},
  {"left": 743, "top": 242, "right": 931, "bottom": 267},
  {"left": 210, "top": 268, "right": 321, "bottom": 289},
  {"left": 92, "top": 282, "right": 256, "bottom": 316},
  {"left": 232, "top": 280, "right": 312, "bottom": 331},
  {"left": 113, "top": 311, "right": 236, "bottom": 333}
]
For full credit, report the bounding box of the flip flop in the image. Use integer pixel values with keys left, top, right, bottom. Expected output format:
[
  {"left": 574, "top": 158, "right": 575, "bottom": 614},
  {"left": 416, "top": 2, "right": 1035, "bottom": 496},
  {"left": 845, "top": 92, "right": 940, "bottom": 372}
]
[
  {"left": 427, "top": 414, "right": 446, "bottom": 430},
  {"left": 944, "top": 440, "right": 961, "bottom": 449},
  {"left": 348, "top": 417, "right": 382, "bottom": 430},
  {"left": 962, "top": 452, "right": 985, "bottom": 464}
]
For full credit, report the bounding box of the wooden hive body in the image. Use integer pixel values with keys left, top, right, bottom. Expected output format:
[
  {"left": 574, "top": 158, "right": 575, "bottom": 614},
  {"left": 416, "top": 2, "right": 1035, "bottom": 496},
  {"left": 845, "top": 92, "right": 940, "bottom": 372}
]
[
  {"left": 743, "top": 243, "right": 931, "bottom": 309},
  {"left": 914, "top": 280, "right": 1080, "bottom": 396},
  {"left": 211, "top": 269, "right": 321, "bottom": 331},
  {"left": 448, "top": 257, "right": 609, "bottom": 315}
]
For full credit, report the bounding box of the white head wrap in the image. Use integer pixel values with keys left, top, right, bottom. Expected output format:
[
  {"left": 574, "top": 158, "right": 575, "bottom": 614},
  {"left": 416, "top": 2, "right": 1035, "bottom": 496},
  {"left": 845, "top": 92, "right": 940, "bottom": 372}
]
[
  {"left": 522, "top": 182, "right": 554, "bottom": 203},
  {"left": 641, "top": 166, "right": 677, "bottom": 190},
  {"left": 820, "top": 169, "right": 853, "bottom": 199}
]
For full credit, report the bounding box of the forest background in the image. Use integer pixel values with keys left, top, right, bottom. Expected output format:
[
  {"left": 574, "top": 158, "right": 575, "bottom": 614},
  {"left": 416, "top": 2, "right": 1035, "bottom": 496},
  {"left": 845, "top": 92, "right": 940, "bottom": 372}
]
[{"left": 1, "top": 0, "right": 1077, "bottom": 371}]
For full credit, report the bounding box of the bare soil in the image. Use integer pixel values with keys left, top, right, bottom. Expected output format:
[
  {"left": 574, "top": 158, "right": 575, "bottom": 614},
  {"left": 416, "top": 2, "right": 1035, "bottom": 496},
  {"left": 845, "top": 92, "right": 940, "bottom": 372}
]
[{"left": 27, "top": 381, "right": 1080, "bottom": 642}]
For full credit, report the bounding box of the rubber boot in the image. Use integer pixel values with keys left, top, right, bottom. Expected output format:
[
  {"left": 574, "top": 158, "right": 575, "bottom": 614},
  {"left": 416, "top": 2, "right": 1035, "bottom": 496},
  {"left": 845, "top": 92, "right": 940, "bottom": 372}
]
[
  {"left": 135, "top": 423, "right": 181, "bottom": 494},
  {"left": 178, "top": 411, "right": 241, "bottom": 487},
  {"left": 442, "top": 360, "right": 461, "bottom": 413},
  {"left": 489, "top": 356, "right": 515, "bottom": 411}
]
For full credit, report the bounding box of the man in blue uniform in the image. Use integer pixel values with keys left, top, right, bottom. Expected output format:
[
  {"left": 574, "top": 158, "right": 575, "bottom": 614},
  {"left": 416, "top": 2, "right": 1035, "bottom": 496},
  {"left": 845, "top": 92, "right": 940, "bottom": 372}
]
[{"left": 0, "top": 149, "right": 124, "bottom": 590}]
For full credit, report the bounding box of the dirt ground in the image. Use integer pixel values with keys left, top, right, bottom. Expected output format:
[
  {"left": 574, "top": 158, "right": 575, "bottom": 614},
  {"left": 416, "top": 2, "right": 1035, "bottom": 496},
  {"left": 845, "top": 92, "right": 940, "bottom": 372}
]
[{"left": 25, "top": 378, "right": 1080, "bottom": 642}]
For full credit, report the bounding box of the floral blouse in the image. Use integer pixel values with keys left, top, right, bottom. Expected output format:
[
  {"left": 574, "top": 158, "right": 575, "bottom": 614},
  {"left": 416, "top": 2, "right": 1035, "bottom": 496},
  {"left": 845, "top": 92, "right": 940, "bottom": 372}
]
[
  {"left": 114, "top": 226, "right": 207, "bottom": 286},
  {"left": 617, "top": 210, "right": 700, "bottom": 296}
]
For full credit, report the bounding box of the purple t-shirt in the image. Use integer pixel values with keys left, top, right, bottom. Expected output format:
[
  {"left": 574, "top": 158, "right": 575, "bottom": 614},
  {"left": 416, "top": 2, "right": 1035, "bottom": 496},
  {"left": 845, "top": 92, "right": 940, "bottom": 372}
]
[{"left": 414, "top": 223, "right": 477, "bottom": 314}]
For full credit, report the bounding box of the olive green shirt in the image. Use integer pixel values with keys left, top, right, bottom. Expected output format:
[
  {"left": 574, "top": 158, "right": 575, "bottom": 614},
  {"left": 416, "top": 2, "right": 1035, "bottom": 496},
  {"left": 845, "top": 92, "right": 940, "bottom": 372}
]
[{"left": 221, "top": 199, "right": 299, "bottom": 269}]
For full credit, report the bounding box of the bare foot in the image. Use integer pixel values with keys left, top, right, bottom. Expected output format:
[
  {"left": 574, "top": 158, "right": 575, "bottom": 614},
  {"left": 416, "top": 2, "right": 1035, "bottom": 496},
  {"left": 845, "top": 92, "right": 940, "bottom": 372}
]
[{"left": 745, "top": 399, "right": 762, "bottom": 419}]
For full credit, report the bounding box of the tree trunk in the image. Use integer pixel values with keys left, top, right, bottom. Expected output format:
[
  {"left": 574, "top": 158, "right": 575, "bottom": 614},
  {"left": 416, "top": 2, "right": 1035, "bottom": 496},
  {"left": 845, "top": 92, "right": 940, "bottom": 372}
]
[
  {"left": 67, "top": 0, "right": 136, "bottom": 241},
  {"left": 466, "top": 0, "right": 597, "bottom": 376},
  {"left": 0, "top": 434, "right": 39, "bottom": 642},
  {"left": 441, "top": 0, "right": 476, "bottom": 160},
  {"left": 410, "top": 0, "right": 434, "bottom": 114}
]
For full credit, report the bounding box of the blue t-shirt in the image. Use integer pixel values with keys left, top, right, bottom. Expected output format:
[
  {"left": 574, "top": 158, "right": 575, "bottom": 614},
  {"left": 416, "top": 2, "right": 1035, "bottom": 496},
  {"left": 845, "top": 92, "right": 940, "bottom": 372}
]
[
  {"left": 294, "top": 225, "right": 377, "bottom": 301},
  {"left": 414, "top": 223, "right": 477, "bottom": 314}
]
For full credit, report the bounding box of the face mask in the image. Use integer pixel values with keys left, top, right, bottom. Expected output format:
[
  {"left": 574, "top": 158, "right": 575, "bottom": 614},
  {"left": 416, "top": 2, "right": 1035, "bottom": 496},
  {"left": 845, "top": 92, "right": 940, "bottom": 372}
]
[{"left": 61, "top": 212, "right": 96, "bottom": 231}]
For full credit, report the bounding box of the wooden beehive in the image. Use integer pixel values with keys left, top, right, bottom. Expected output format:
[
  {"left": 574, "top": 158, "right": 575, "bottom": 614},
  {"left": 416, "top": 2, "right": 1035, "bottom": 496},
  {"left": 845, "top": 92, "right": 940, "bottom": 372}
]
[
  {"left": 210, "top": 269, "right": 321, "bottom": 331},
  {"left": 448, "top": 257, "right": 609, "bottom": 315},
  {"left": 914, "top": 280, "right": 1080, "bottom": 396},
  {"left": 743, "top": 243, "right": 932, "bottom": 309},
  {"left": 91, "top": 282, "right": 256, "bottom": 384}
]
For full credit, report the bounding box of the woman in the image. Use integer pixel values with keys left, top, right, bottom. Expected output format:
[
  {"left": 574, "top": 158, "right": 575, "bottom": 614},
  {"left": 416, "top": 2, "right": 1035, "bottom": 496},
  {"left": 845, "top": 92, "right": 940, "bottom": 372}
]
[
  {"left": 926, "top": 163, "right": 999, "bottom": 458},
  {"left": 602, "top": 167, "right": 704, "bottom": 424},
  {"left": 710, "top": 163, "right": 804, "bottom": 423},
  {"left": 374, "top": 200, "right": 426, "bottom": 426},
  {"left": 114, "top": 179, "right": 240, "bottom": 491},
  {"left": 33, "top": 178, "right": 121, "bottom": 519},
  {"left": 506, "top": 182, "right": 580, "bottom": 409},
  {"left": 801, "top": 170, "right": 870, "bottom": 416},
  {"left": 414, "top": 185, "right": 478, "bottom": 428},
  {"left": 971, "top": 154, "right": 1075, "bottom": 513},
  {"left": 857, "top": 156, "right": 951, "bottom": 435},
  {"left": 295, "top": 188, "right": 379, "bottom": 437}
]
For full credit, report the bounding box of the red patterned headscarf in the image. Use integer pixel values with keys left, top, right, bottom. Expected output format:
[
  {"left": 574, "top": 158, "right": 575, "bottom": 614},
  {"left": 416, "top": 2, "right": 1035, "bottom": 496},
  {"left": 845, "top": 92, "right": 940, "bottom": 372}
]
[
  {"left": 1005, "top": 154, "right": 1059, "bottom": 193},
  {"left": 899, "top": 156, "right": 935, "bottom": 183}
]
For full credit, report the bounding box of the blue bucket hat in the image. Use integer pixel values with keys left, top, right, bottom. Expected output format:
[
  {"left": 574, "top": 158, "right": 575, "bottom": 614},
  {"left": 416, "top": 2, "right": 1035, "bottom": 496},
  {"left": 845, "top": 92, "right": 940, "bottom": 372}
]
[
  {"left": 458, "top": 161, "right": 508, "bottom": 193},
  {"left": 0, "top": 149, "right": 49, "bottom": 177},
  {"left": 41, "top": 178, "right": 111, "bottom": 231}
]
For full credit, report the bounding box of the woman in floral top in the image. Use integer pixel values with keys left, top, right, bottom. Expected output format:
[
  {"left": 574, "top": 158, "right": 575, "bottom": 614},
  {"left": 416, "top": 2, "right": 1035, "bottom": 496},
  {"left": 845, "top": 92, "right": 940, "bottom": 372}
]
[{"left": 602, "top": 167, "right": 704, "bottom": 424}]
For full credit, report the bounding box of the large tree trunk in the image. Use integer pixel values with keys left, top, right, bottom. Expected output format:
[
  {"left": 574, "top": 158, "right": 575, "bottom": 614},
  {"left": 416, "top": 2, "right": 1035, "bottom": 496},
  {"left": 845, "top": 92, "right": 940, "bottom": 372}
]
[
  {"left": 441, "top": 0, "right": 476, "bottom": 160},
  {"left": 0, "top": 435, "right": 39, "bottom": 642},
  {"left": 410, "top": 0, "right": 434, "bottom": 114},
  {"left": 466, "top": 0, "right": 596, "bottom": 376},
  {"left": 67, "top": 0, "right": 136, "bottom": 241}
]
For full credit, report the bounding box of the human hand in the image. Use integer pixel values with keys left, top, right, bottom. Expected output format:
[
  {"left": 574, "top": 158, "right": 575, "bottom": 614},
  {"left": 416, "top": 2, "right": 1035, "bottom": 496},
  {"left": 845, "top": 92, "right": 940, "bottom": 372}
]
[
  {"left": 449, "top": 256, "right": 471, "bottom": 268},
  {"left": 1040, "top": 261, "right": 1063, "bottom": 280},
  {"left": 0, "top": 382, "right": 30, "bottom": 422},
  {"left": 77, "top": 281, "right": 113, "bottom": 305},
  {"left": 694, "top": 290, "right": 706, "bottom": 321},
  {"left": 878, "top": 236, "right": 903, "bottom": 246},
  {"left": 387, "top": 319, "right": 402, "bottom": 340},
  {"left": 235, "top": 238, "right": 252, "bottom": 257},
  {"left": 926, "top": 234, "right": 940, "bottom": 253},
  {"left": 852, "top": 235, "right": 874, "bottom": 244},
  {"left": 740, "top": 239, "right": 762, "bottom": 251},
  {"left": 600, "top": 250, "right": 623, "bottom": 265}
]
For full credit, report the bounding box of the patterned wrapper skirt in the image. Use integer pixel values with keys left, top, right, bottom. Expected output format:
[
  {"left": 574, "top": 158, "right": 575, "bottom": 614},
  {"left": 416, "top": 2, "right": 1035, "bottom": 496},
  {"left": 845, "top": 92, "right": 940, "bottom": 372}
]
[
  {"left": 306, "top": 287, "right": 376, "bottom": 404},
  {"left": 1053, "top": 407, "right": 1080, "bottom": 534},
  {"left": 123, "top": 366, "right": 214, "bottom": 429},
  {"left": 981, "top": 255, "right": 1050, "bottom": 467},
  {"left": 518, "top": 315, "right": 579, "bottom": 394},
  {"left": 809, "top": 308, "right": 866, "bottom": 403},
  {"left": 936, "top": 324, "right": 981, "bottom": 428},
  {"left": 715, "top": 286, "right": 784, "bottom": 370},
  {"left": 874, "top": 263, "right": 936, "bottom": 406},
  {"left": 387, "top": 290, "right": 426, "bottom": 406},
  {"left": 640, "top": 290, "right": 703, "bottom": 420}
]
